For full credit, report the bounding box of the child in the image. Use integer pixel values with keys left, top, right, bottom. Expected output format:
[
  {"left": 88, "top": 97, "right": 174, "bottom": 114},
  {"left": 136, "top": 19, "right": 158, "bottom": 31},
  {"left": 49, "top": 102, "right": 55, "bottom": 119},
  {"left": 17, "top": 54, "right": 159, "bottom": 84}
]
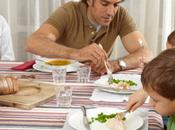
[
  {"left": 167, "top": 30, "right": 175, "bottom": 48},
  {"left": 127, "top": 30, "right": 175, "bottom": 129},
  {"left": 141, "top": 48, "right": 175, "bottom": 130}
]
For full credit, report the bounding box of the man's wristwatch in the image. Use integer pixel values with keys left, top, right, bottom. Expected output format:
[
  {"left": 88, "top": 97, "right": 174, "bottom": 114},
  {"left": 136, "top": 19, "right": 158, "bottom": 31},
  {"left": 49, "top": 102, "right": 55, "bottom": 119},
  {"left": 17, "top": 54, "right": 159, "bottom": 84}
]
[{"left": 118, "top": 59, "right": 127, "bottom": 71}]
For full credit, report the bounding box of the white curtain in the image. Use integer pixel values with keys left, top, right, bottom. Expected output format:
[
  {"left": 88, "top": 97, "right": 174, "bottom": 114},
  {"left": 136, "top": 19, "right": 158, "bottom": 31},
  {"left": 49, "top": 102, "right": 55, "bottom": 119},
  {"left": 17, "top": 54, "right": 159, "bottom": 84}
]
[
  {"left": 0, "top": 0, "right": 75, "bottom": 61},
  {"left": 0, "top": 0, "right": 174, "bottom": 61}
]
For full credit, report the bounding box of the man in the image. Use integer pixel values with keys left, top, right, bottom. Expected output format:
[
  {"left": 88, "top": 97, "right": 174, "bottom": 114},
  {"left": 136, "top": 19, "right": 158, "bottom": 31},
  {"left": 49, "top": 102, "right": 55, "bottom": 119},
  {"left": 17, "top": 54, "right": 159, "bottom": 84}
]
[
  {"left": 26, "top": 0, "right": 151, "bottom": 74},
  {"left": 0, "top": 15, "right": 15, "bottom": 61}
]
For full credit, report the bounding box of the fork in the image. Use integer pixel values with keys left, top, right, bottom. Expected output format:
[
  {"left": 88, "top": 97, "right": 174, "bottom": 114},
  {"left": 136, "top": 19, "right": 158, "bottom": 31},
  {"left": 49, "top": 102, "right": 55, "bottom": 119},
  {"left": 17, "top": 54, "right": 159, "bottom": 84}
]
[
  {"left": 98, "top": 44, "right": 114, "bottom": 84},
  {"left": 103, "top": 60, "right": 114, "bottom": 84},
  {"left": 81, "top": 106, "right": 91, "bottom": 130},
  {"left": 117, "top": 110, "right": 129, "bottom": 117}
]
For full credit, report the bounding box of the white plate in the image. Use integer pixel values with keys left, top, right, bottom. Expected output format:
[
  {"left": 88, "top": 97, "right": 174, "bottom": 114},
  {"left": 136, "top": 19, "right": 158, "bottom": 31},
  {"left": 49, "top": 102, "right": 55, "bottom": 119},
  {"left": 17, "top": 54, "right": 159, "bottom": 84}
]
[
  {"left": 68, "top": 107, "right": 144, "bottom": 130},
  {"left": 33, "top": 58, "right": 81, "bottom": 72},
  {"left": 94, "top": 74, "right": 142, "bottom": 94}
]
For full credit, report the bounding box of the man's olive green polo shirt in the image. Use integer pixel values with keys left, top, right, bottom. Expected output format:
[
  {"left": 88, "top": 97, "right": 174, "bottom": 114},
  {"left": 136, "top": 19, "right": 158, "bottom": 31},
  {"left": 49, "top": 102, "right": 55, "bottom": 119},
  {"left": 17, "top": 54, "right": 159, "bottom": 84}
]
[{"left": 46, "top": 1, "right": 137, "bottom": 55}]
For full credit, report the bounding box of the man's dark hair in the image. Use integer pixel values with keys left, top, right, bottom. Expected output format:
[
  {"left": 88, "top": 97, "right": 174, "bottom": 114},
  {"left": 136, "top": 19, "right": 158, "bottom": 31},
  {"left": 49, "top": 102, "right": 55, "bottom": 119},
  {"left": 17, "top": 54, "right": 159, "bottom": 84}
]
[
  {"left": 81, "top": 0, "right": 88, "bottom": 5},
  {"left": 167, "top": 30, "right": 175, "bottom": 46},
  {"left": 141, "top": 48, "right": 175, "bottom": 100},
  {"left": 81, "top": 0, "right": 87, "bottom": 3}
]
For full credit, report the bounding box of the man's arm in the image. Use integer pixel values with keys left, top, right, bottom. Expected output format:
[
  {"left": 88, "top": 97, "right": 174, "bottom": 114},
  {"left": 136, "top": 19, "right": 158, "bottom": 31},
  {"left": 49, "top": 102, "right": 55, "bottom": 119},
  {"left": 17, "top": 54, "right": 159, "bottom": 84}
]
[
  {"left": 26, "top": 23, "right": 106, "bottom": 66},
  {"left": 111, "top": 31, "right": 152, "bottom": 72},
  {"left": 26, "top": 24, "right": 75, "bottom": 58},
  {"left": 95, "top": 31, "right": 152, "bottom": 74}
]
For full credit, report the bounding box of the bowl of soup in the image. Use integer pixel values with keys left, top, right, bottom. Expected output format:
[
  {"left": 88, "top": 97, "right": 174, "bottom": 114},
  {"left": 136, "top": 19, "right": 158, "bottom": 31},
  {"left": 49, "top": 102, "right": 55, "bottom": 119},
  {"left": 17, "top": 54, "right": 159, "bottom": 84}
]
[{"left": 45, "top": 59, "right": 71, "bottom": 66}]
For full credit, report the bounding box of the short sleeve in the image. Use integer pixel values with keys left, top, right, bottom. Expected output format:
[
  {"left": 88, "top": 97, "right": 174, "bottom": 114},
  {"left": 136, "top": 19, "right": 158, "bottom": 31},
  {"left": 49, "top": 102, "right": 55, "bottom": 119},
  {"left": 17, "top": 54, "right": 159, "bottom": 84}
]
[
  {"left": 118, "top": 7, "right": 137, "bottom": 38},
  {"left": 45, "top": 3, "right": 73, "bottom": 36}
]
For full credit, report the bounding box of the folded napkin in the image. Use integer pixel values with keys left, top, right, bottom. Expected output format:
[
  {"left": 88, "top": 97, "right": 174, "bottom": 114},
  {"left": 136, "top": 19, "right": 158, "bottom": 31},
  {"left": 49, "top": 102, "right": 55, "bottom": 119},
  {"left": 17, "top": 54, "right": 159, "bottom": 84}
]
[
  {"left": 90, "top": 89, "right": 150, "bottom": 103},
  {"left": 90, "top": 89, "right": 129, "bottom": 102},
  {"left": 11, "top": 60, "right": 35, "bottom": 71}
]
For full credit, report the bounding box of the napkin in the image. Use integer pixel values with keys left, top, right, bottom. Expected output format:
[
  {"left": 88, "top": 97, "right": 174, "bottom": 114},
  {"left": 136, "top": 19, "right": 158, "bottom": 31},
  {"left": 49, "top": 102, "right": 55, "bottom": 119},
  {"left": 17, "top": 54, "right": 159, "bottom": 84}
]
[
  {"left": 90, "top": 89, "right": 150, "bottom": 103},
  {"left": 90, "top": 89, "right": 129, "bottom": 102},
  {"left": 11, "top": 60, "right": 35, "bottom": 71}
]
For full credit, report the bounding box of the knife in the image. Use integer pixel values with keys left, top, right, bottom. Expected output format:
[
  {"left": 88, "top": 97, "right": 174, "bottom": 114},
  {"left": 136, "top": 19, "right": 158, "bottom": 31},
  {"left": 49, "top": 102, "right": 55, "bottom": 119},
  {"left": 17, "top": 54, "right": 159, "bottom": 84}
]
[
  {"left": 95, "top": 84, "right": 136, "bottom": 93},
  {"left": 81, "top": 106, "right": 91, "bottom": 130}
]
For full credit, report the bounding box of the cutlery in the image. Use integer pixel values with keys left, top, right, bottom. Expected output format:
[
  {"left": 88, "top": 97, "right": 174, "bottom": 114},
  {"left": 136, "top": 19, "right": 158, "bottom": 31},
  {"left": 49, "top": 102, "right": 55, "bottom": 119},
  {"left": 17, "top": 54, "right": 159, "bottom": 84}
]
[
  {"left": 112, "top": 110, "right": 130, "bottom": 121},
  {"left": 81, "top": 106, "right": 91, "bottom": 130},
  {"left": 117, "top": 110, "right": 129, "bottom": 117},
  {"left": 95, "top": 85, "right": 136, "bottom": 93},
  {"left": 103, "top": 60, "right": 114, "bottom": 84},
  {"left": 36, "top": 59, "right": 53, "bottom": 65},
  {"left": 98, "top": 44, "right": 114, "bottom": 84}
]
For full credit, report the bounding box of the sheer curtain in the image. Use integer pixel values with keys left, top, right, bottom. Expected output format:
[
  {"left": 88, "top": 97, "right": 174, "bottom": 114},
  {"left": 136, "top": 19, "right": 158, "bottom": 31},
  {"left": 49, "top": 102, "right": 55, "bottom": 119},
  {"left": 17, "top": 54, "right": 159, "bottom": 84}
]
[
  {"left": 0, "top": 0, "right": 75, "bottom": 61},
  {"left": 0, "top": 0, "right": 174, "bottom": 61}
]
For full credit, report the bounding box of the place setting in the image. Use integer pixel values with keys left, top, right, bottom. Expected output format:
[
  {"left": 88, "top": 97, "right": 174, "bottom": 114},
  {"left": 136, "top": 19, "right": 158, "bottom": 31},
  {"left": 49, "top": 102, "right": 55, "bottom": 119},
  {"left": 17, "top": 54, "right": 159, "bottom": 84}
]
[
  {"left": 90, "top": 71, "right": 143, "bottom": 102},
  {"left": 63, "top": 106, "right": 148, "bottom": 130},
  {"left": 54, "top": 62, "right": 148, "bottom": 130}
]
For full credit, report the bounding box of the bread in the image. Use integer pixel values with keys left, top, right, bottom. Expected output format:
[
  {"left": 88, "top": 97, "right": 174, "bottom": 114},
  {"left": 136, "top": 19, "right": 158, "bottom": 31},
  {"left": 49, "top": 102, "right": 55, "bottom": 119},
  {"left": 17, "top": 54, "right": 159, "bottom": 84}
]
[{"left": 0, "top": 76, "right": 19, "bottom": 95}]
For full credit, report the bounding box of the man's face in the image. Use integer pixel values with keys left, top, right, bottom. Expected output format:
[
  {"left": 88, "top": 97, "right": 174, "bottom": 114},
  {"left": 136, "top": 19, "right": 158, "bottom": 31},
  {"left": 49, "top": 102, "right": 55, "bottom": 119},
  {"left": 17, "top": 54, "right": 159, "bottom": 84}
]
[
  {"left": 146, "top": 87, "right": 175, "bottom": 116},
  {"left": 87, "top": 0, "right": 123, "bottom": 26}
]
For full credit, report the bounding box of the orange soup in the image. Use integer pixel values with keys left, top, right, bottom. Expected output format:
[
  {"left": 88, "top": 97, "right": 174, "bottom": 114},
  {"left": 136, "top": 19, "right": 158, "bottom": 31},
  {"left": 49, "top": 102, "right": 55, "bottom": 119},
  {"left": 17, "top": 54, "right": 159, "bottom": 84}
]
[{"left": 45, "top": 59, "right": 71, "bottom": 66}]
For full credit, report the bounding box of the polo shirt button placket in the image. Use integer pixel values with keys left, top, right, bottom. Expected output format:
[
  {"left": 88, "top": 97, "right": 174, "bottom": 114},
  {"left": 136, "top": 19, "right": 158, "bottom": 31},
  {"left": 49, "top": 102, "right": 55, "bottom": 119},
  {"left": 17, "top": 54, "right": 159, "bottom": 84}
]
[{"left": 89, "top": 25, "right": 93, "bottom": 29}]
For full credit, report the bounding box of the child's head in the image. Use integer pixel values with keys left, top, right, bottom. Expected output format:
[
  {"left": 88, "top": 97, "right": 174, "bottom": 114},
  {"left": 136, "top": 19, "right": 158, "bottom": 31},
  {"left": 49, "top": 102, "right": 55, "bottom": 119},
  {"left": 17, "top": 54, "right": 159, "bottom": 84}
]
[
  {"left": 166, "top": 30, "right": 175, "bottom": 49},
  {"left": 141, "top": 48, "right": 175, "bottom": 116}
]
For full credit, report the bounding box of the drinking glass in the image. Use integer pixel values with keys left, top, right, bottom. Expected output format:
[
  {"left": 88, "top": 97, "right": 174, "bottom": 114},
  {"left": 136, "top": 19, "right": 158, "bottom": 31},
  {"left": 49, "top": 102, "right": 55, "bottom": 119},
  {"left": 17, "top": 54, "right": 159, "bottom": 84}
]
[
  {"left": 55, "top": 85, "right": 72, "bottom": 107},
  {"left": 77, "top": 65, "right": 91, "bottom": 83},
  {"left": 52, "top": 67, "right": 72, "bottom": 107},
  {"left": 52, "top": 67, "right": 66, "bottom": 83}
]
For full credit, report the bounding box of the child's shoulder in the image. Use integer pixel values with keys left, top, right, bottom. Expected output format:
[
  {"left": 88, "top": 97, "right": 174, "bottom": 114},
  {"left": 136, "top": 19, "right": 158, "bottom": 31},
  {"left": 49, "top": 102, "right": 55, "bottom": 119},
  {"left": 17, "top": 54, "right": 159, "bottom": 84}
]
[{"left": 167, "top": 115, "right": 175, "bottom": 130}]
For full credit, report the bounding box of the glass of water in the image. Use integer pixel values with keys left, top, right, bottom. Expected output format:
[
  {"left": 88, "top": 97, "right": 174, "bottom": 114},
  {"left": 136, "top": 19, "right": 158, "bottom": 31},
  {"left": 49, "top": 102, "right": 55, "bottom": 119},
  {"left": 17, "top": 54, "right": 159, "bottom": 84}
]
[
  {"left": 56, "top": 85, "right": 72, "bottom": 107},
  {"left": 52, "top": 67, "right": 72, "bottom": 107},
  {"left": 52, "top": 67, "right": 66, "bottom": 83},
  {"left": 77, "top": 65, "right": 91, "bottom": 83}
]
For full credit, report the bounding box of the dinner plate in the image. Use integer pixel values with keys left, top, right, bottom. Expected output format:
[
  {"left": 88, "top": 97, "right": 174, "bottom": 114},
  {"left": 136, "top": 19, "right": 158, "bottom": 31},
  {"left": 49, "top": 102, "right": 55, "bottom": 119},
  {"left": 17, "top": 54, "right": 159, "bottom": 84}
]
[
  {"left": 33, "top": 58, "right": 80, "bottom": 72},
  {"left": 94, "top": 74, "right": 142, "bottom": 94},
  {"left": 68, "top": 107, "right": 144, "bottom": 130}
]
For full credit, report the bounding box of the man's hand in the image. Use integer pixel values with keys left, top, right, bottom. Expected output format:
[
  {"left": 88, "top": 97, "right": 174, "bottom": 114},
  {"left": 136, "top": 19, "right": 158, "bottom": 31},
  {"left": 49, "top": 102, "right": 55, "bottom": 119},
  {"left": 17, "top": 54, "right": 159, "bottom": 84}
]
[
  {"left": 91, "top": 60, "right": 121, "bottom": 75},
  {"left": 71, "top": 43, "right": 107, "bottom": 68},
  {"left": 126, "top": 89, "right": 148, "bottom": 112}
]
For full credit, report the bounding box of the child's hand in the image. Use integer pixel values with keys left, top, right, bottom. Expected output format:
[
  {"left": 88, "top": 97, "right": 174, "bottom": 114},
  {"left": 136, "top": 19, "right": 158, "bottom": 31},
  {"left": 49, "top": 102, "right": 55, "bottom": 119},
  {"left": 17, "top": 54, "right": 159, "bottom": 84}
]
[
  {"left": 138, "top": 56, "right": 148, "bottom": 68},
  {"left": 126, "top": 89, "right": 148, "bottom": 112}
]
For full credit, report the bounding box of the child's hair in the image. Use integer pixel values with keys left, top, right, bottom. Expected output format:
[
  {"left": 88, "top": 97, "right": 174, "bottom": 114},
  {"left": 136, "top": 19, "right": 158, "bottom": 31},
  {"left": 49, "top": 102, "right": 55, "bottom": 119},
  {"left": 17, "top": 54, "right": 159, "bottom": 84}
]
[
  {"left": 167, "top": 30, "right": 175, "bottom": 46},
  {"left": 141, "top": 48, "right": 175, "bottom": 100}
]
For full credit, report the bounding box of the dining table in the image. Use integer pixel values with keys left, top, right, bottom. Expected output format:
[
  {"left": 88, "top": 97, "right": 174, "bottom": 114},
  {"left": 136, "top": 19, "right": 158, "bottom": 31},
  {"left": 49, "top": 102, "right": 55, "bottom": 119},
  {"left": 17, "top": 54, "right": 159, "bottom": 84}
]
[{"left": 0, "top": 61, "right": 164, "bottom": 130}]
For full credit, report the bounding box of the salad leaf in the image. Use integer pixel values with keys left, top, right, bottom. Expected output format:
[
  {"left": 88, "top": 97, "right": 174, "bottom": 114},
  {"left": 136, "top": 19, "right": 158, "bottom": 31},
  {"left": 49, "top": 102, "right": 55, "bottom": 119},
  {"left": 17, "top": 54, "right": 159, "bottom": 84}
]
[
  {"left": 89, "top": 112, "right": 126, "bottom": 124},
  {"left": 111, "top": 79, "right": 137, "bottom": 86}
]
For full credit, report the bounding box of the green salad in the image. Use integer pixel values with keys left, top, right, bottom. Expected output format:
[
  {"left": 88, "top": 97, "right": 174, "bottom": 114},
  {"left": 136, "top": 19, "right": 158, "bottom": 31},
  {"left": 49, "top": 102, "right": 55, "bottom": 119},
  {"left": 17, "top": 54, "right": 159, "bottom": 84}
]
[
  {"left": 111, "top": 79, "right": 137, "bottom": 86},
  {"left": 89, "top": 112, "right": 126, "bottom": 124}
]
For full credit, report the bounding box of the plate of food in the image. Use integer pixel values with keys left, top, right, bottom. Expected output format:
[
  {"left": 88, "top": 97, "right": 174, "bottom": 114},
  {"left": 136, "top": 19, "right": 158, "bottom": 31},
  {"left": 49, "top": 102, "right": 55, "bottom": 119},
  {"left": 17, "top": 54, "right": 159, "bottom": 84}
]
[
  {"left": 94, "top": 74, "right": 142, "bottom": 94},
  {"left": 33, "top": 58, "right": 81, "bottom": 72},
  {"left": 68, "top": 107, "right": 144, "bottom": 130}
]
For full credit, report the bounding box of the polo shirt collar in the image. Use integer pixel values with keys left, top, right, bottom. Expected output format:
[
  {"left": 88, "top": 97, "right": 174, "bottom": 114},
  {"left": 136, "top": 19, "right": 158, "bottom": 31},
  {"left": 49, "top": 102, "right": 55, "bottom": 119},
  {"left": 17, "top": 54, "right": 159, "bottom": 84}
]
[{"left": 80, "top": 2, "right": 108, "bottom": 31}]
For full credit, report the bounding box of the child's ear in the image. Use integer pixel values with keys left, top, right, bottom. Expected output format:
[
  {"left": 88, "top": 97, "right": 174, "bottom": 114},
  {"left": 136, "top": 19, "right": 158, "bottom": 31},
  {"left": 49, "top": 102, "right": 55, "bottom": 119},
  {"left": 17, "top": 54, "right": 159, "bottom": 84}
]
[{"left": 87, "top": 0, "right": 93, "bottom": 6}]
